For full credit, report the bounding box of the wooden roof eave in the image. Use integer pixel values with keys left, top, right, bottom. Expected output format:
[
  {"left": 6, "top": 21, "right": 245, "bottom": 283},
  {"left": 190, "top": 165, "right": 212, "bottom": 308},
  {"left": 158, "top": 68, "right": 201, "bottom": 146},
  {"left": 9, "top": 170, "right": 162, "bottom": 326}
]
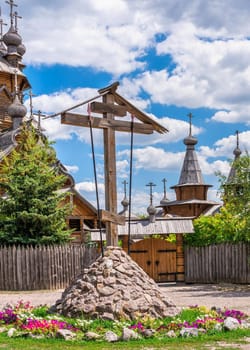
[
  {"left": 97, "top": 82, "right": 168, "bottom": 134},
  {"left": 113, "top": 92, "right": 168, "bottom": 134}
]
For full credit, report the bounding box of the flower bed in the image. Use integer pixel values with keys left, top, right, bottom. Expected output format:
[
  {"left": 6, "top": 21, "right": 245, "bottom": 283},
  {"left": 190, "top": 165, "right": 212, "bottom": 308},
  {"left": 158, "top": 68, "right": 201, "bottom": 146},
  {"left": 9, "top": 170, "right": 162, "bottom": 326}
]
[{"left": 0, "top": 300, "right": 249, "bottom": 342}]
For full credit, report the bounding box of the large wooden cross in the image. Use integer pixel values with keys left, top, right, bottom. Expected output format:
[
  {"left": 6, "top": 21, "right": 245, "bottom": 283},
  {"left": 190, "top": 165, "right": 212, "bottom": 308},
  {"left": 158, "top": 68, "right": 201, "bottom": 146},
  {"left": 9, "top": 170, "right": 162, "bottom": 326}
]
[{"left": 61, "top": 82, "right": 167, "bottom": 246}]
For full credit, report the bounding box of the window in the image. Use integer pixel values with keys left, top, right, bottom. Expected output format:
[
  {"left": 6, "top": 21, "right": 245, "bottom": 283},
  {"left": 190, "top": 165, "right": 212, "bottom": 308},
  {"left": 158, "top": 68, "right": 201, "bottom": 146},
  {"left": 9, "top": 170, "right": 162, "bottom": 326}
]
[{"left": 69, "top": 219, "right": 81, "bottom": 232}]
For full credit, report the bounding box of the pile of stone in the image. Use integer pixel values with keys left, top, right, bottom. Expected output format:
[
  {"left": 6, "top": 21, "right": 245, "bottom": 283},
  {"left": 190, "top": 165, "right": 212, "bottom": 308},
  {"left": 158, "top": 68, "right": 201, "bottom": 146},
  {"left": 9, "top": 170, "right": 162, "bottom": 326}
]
[{"left": 51, "top": 246, "right": 178, "bottom": 321}]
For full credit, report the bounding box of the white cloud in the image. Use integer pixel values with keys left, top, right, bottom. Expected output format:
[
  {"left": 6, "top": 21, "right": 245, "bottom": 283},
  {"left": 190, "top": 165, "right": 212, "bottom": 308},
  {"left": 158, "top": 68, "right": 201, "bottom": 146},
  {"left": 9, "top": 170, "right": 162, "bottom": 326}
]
[
  {"left": 134, "top": 147, "right": 184, "bottom": 171},
  {"left": 211, "top": 110, "right": 250, "bottom": 125},
  {"left": 117, "top": 159, "right": 129, "bottom": 178},
  {"left": 76, "top": 181, "right": 105, "bottom": 193},
  {"left": 200, "top": 131, "right": 250, "bottom": 158},
  {"left": 64, "top": 165, "right": 79, "bottom": 174},
  {"left": 198, "top": 157, "right": 230, "bottom": 176}
]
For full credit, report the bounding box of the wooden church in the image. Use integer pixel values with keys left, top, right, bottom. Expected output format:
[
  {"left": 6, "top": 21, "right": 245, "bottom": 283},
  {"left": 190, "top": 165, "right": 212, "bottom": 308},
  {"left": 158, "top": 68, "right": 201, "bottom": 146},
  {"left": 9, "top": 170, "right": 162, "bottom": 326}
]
[{"left": 0, "top": 1, "right": 99, "bottom": 243}]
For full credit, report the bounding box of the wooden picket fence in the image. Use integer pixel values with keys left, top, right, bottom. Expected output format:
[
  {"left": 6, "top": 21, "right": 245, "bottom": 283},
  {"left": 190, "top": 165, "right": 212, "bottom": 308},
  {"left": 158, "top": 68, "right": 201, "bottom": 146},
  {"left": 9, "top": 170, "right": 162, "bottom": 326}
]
[
  {"left": 185, "top": 243, "right": 250, "bottom": 284},
  {"left": 0, "top": 244, "right": 98, "bottom": 291}
]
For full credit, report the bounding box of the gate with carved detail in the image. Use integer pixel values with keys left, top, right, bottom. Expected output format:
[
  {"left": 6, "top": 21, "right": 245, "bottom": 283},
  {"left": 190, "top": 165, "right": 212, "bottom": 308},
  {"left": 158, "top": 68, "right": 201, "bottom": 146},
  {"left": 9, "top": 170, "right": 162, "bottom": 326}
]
[{"left": 129, "top": 238, "right": 177, "bottom": 282}]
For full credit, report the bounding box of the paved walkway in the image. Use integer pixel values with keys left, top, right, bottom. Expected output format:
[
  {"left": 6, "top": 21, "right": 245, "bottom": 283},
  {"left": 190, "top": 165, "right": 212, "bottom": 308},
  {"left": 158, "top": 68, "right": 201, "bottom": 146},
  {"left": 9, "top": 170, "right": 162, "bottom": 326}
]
[{"left": 0, "top": 283, "right": 249, "bottom": 314}]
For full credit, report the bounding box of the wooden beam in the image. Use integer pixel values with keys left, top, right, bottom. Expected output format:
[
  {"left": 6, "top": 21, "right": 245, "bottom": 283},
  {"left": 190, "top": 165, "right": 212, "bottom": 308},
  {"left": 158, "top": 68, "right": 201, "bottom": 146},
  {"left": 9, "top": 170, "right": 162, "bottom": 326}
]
[
  {"left": 61, "top": 112, "right": 154, "bottom": 134},
  {"left": 103, "top": 93, "right": 118, "bottom": 246},
  {"left": 99, "top": 210, "right": 125, "bottom": 225},
  {"left": 90, "top": 101, "right": 127, "bottom": 117}
]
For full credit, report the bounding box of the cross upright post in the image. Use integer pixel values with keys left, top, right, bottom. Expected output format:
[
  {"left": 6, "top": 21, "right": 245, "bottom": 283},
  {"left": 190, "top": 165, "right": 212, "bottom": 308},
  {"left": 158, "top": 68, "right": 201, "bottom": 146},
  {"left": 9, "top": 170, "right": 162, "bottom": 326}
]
[
  {"left": 5, "top": 0, "right": 18, "bottom": 26},
  {"left": 13, "top": 11, "right": 21, "bottom": 31},
  {"left": 187, "top": 112, "right": 193, "bottom": 136},
  {"left": 103, "top": 91, "right": 118, "bottom": 246},
  {"left": 122, "top": 180, "right": 128, "bottom": 198},
  {"left": 146, "top": 182, "right": 156, "bottom": 206},
  {"left": 162, "top": 178, "right": 167, "bottom": 200}
]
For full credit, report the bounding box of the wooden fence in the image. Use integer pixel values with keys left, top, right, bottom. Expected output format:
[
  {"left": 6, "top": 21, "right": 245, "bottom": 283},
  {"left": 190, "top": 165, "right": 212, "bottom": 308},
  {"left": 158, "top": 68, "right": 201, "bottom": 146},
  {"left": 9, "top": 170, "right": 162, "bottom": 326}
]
[
  {"left": 185, "top": 243, "right": 250, "bottom": 284},
  {"left": 1, "top": 243, "right": 249, "bottom": 290},
  {"left": 0, "top": 245, "right": 98, "bottom": 291}
]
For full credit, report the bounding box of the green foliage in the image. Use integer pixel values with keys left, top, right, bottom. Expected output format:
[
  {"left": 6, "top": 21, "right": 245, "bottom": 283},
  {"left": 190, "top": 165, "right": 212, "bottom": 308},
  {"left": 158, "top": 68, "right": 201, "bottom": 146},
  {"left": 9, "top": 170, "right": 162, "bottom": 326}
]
[
  {"left": 185, "top": 154, "right": 249, "bottom": 246},
  {"left": 0, "top": 125, "right": 72, "bottom": 245},
  {"left": 150, "top": 234, "right": 176, "bottom": 243}
]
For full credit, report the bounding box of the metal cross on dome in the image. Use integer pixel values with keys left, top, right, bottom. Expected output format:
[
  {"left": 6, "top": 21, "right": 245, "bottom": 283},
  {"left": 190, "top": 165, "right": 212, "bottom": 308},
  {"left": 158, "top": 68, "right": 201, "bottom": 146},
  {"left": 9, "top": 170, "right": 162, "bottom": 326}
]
[
  {"left": 187, "top": 112, "right": 193, "bottom": 136},
  {"left": 13, "top": 11, "right": 21, "bottom": 31},
  {"left": 5, "top": 0, "right": 18, "bottom": 26},
  {"left": 162, "top": 178, "right": 168, "bottom": 201},
  {"left": 122, "top": 180, "right": 128, "bottom": 199},
  {"left": 236, "top": 130, "right": 239, "bottom": 148},
  {"left": 146, "top": 182, "right": 156, "bottom": 206}
]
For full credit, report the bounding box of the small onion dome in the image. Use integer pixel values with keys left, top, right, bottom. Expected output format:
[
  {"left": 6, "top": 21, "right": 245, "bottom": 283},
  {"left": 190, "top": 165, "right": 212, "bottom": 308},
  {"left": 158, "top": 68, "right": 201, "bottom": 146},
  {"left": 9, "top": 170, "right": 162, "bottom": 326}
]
[
  {"left": 8, "top": 95, "right": 27, "bottom": 118},
  {"left": 121, "top": 197, "right": 129, "bottom": 209},
  {"left": 184, "top": 135, "right": 198, "bottom": 146},
  {"left": 233, "top": 146, "right": 242, "bottom": 157},
  {"left": 17, "top": 42, "right": 26, "bottom": 56},
  {"left": 3, "top": 26, "right": 22, "bottom": 47},
  {"left": 147, "top": 204, "right": 157, "bottom": 216}
]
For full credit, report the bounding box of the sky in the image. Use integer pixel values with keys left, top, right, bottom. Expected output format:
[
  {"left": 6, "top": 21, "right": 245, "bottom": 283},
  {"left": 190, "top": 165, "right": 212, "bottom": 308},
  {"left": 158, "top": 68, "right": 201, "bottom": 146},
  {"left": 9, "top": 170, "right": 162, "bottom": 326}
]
[{"left": 3, "top": 0, "right": 250, "bottom": 214}]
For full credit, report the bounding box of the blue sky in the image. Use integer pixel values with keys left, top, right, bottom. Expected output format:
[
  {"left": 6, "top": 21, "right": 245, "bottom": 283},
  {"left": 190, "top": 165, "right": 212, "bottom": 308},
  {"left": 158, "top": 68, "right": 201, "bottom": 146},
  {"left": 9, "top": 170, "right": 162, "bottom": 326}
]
[{"left": 4, "top": 0, "right": 250, "bottom": 214}]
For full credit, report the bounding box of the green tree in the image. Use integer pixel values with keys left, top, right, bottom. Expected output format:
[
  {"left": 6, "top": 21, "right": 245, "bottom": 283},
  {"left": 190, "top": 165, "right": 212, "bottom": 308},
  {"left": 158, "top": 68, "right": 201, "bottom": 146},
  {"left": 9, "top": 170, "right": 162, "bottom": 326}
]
[
  {"left": 185, "top": 154, "right": 250, "bottom": 246},
  {"left": 222, "top": 153, "right": 250, "bottom": 225},
  {"left": 0, "top": 125, "right": 72, "bottom": 245}
]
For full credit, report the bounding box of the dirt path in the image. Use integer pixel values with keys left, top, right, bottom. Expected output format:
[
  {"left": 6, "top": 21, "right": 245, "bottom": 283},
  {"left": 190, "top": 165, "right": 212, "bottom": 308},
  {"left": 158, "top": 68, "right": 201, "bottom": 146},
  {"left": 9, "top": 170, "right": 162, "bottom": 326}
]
[
  {"left": 0, "top": 283, "right": 249, "bottom": 315},
  {"left": 159, "top": 283, "right": 250, "bottom": 314}
]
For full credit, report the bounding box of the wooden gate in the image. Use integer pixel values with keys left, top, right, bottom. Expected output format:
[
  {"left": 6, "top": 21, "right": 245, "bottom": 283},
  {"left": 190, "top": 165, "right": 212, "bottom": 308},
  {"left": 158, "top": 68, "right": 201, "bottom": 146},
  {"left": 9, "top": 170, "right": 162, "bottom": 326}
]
[{"left": 129, "top": 238, "right": 177, "bottom": 282}]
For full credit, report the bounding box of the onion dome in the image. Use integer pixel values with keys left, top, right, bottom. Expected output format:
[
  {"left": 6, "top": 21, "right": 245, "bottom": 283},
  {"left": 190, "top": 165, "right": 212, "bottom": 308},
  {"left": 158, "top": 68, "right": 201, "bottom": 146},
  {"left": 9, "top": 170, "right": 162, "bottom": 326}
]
[
  {"left": 121, "top": 196, "right": 129, "bottom": 209},
  {"left": 147, "top": 204, "right": 157, "bottom": 223},
  {"left": 233, "top": 146, "right": 242, "bottom": 158},
  {"left": 3, "top": 26, "right": 22, "bottom": 47},
  {"left": 147, "top": 204, "right": 157, "bottom": 216},
  {"left": 8, "top": 95, "right": 27, "bottom": 119},
  {"left": 17, "top": 42, "right": 26, "bottom": 56},
  {"left": 184, "top": 134, "right": 198, "bottom": 146}
]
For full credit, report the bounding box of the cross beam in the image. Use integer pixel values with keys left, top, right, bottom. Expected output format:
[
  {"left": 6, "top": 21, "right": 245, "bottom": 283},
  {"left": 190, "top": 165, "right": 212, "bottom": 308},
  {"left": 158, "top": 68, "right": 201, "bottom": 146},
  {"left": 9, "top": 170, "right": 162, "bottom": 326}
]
[
  {"left": 60, "top": 83, "right": 167, "bottom": 246},
  {"left": 61, "top": 112, "right": 155, "bottom": 134}
]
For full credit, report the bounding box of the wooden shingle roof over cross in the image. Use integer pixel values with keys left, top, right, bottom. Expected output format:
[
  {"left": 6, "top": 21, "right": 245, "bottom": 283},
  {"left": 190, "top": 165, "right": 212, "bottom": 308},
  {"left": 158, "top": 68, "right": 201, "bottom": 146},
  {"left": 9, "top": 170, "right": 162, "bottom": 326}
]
[{"left": 60, "top": 82, "right": 168, "bottom": 247}]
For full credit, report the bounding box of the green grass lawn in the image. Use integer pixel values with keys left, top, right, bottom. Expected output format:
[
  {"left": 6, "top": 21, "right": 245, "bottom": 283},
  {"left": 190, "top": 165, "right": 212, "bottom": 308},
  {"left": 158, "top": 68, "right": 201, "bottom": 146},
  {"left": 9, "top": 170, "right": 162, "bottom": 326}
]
[{"left": 0, "top": 329, "right": 249, "bottom": 350}]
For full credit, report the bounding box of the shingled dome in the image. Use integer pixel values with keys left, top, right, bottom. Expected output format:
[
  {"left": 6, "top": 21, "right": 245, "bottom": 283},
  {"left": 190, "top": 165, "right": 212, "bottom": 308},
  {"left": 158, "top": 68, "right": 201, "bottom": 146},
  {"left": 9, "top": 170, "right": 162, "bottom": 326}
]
[
  {"left": 3, "top": 26, "right": 22, "bottom": 47},
  {"left": 8, "top": 95, "right": 27, "bottom": 118}
]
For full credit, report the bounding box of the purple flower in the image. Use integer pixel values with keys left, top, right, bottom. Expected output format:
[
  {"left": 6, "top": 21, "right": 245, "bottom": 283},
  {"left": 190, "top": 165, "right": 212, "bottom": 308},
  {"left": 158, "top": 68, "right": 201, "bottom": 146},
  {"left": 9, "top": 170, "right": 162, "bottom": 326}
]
[{"left": 0, "top": 309, "right": 18, "bottom": 324}]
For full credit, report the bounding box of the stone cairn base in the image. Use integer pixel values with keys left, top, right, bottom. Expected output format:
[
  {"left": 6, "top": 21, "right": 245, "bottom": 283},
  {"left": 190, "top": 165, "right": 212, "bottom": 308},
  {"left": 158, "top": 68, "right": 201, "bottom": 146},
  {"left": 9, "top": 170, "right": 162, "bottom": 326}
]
[{"left": 51, "top": 246, "right": 179, "bottom": 321}]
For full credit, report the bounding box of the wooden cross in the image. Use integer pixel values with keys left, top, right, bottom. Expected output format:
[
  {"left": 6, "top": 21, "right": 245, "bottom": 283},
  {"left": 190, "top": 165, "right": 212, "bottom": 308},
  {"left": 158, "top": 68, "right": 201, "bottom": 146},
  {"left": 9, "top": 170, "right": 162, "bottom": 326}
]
[{"left": 61, "top": 82, "right": 167, "bottom": 246}]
